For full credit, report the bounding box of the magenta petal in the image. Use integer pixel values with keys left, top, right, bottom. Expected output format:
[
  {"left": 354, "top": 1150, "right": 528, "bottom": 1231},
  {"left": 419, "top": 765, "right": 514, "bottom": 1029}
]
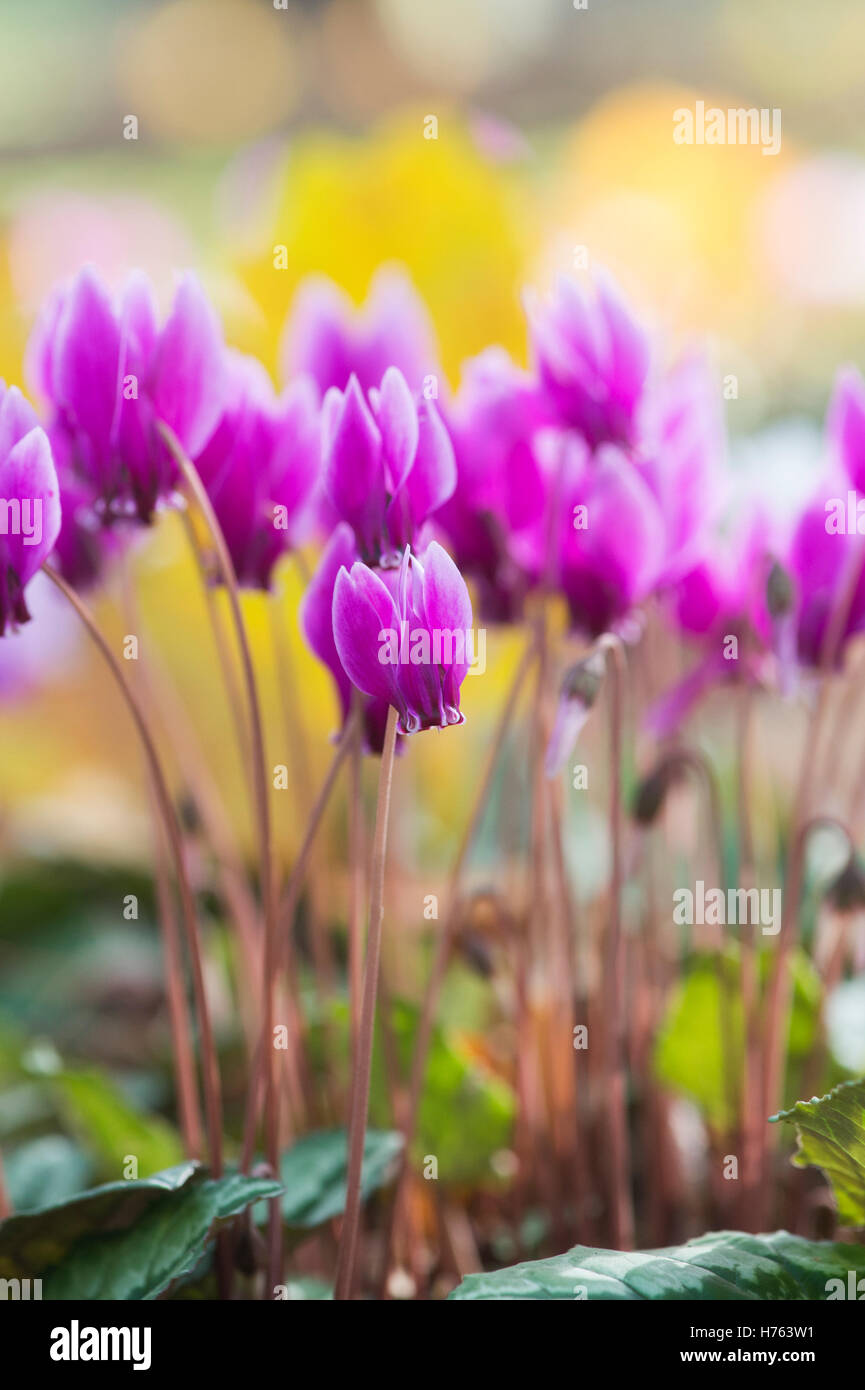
[
  {"left": 332, "top": 563, "right": 402, "bottom": 711},
  {"left": 596, "top": 270, "right": 650, "bottom": 409},
  {"left": 2, "top": 426, "right": 62, "bottom": 583},
  {"left": 0, "top": 385, "right": 41, "bottom": 461},
  {"left": 420, "top": 540, "right": 473, "bottom": 682},
  {"left": 54, "top": 268, "right": 122, "bottom": 475},
  {"left": 324, "top": 377, "right": 386, "bottom": 560},
  {"left": 299, "top": 523, "right": 356, "bottom": 720},
  {"left": 149, "top": 272, "right": 225, "bottom": 456},
  {"left": 376, "top": 367, "right": 419, "bottom": 490}
]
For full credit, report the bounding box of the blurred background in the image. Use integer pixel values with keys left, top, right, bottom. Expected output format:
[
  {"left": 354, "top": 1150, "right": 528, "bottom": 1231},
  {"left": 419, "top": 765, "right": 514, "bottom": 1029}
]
[
  {"left": 1, "top": 0, "right": 864, "bottom": 1247},
  {"left": 3, "top": 0, "right": 865, "bottom": 854}
]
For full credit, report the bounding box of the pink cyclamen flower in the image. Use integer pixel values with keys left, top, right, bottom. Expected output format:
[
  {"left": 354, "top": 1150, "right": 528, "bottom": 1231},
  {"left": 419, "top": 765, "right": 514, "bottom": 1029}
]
[
  {"left": 332, "top": 541, "right": 473, "bottom": 735},
  {"left": 322, "top": 368, "right": 456, "bottom": 567},
  {"left": 27, "top": 265, "right": 226, "bottom": 523},
  {"left": 636, "top": 352, "right": 727, "bottom": 585},
  {"left": 194, "top": 351, "right": 320, "bottom": 589},
  {"left": 525, "top": 271, "right": 650, "bottom": 451},
  {"left": 437, "top": 347, "right": 550, "bottom": 623},
  {"left": 555, "top": 437, "right": 664, "bottom": 639},
  {"left": 0, "top": 382, "right": 61, "bottom": 635},
  {"left": 279, "top": 267, "right": 438, "bottom": 396}
]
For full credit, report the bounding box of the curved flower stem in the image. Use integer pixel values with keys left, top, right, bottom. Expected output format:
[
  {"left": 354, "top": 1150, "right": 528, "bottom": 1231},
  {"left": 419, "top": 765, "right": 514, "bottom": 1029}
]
[
  {"left": 597, "top": 633, "right": 634, "bottom": 1250},
  {"left": 379, "top": 632, "right": 539, "bottom": 1290},
  {"left": 333, "top": 704, "right": 399, "bottom": 1301},
  {"left": 41, "top": 564, "right": 223, "bottom": 1174},
  {"left": 157, "top": 422, "right": 283, "bottom": 1290}
]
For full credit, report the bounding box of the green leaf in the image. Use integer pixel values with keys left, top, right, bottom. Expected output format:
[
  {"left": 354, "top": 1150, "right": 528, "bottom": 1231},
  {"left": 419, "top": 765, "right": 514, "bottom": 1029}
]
[
  {"left": 771, "top": 1078, "right": 865, "bottom": 1227},
  {"left": 449, "top": 1230, "right": 865, "bottom": 1300},
  {"left": 43, "top": 1170, "right": 281, "bottom": 1301},
  {"left": 276, "top": 1128, "right": 403, "bottom": 1230},
  {"left": 0, "top": 1163, "right": 283, "bottom": 1299},
  {"left": 52, "top": 1068, "right": 184, "bottom": 1179},
  {"left": 0, "top": 1161, "right": 200, "bottom": 1278},
  {"left": 654, "top": 950, "right": 820, "bottom": 1130}
]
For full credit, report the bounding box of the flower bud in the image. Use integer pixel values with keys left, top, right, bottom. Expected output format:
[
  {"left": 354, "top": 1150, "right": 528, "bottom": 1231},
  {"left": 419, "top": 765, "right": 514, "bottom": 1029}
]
[{"left": 544, "top": 647, "right": 606, "bottom": 777}]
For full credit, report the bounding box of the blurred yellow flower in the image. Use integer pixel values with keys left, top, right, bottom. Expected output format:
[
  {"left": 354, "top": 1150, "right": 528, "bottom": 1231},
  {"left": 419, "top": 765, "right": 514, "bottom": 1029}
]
[{"left": 230, "top": 113, "right": 533, "bottom": 383}]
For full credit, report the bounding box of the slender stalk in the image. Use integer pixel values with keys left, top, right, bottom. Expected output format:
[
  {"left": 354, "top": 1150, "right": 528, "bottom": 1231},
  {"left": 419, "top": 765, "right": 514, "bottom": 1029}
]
[
  {"left": 598, "top": 633, "right": 634, "bottom": 1249},
  {"left": 149, "top": 787, "right": 204, "bottom": 1159},
  {"left": 333, "top": 704, "right": 399, "bottom": 1300},
  {"left": 379, "top": 633, "right": 538, "bottom": 1287},
  {"left": 348, "top": 694, "right": 366, "bottom": 1060},
  {"left": 157, "top": 423, "right": 283, "bottom": 1289},
  {"left": 42, "top": 564, "right": 223, "bottom": 1173}
]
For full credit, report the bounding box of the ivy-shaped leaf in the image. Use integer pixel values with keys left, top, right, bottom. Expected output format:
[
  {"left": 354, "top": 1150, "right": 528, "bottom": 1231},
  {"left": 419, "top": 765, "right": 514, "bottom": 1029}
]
[
  {"left": 449, "top": 1230, "right": 865, "bottom": 1300},
  {"left": 772, "top": 1078, "right": 865, "bottom": 1227}
]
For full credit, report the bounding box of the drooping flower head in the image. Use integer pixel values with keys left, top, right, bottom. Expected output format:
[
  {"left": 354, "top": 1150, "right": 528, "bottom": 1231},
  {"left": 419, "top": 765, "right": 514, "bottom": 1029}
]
[
  {"left": 437, "top": 347, "right": 550, "bottom": 622},
  {"left": 279, "top": 266, "right": 438, "bottom": 396},
  {"left": 27, "top": 266, "right": 226, "bottom": 523},
  {"left": 194, "top": 351, "right": 320, "bottom": 590},
  {"left": 0, "top": 383, "right": 61, "bottom": 635},
  {"left": 525, "top": 270, "right": 650, "bottom": 451},
  {"left": 332, "top": 541, "right": 473, "bottom": 735},
  {"left": 322, "top": 368, "right": 456, "bottom": 567}
]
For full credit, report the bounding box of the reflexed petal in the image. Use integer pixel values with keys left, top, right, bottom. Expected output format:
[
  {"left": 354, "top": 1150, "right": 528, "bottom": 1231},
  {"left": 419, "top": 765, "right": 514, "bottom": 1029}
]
[
  {"left": 323, "top": 377, "right": 386, "bottom": 560},
  {"left": 333, "top": 563, "right": 403, "bottom": 712},
  {"left": 2, "top": 426, "right": 62, "bottom": 583},
  {"left": 376, "top": 367, "right": 419, "bottom": 491},
  {"left": 149, "top": 272, "right": 225, "bottom": 457}
]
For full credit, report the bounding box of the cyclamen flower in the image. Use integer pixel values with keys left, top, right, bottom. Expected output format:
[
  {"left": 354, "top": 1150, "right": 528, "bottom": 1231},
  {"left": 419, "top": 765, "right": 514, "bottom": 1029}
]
[
  {"left": 333, "top": 542, "right": 473, "bottom": 735},
  {"left": 300, "top": 523, "right": 396, "bottom": 754},
  {"left": 636, "top": 353, "right": 726, "bottom": 585},
  {"left": 525, "top": 271, "right": 650, "bottom": 451},
  {"left": 0, "top": 383, "right": 61, "bottom": 635},
  {"left": 555, "top": 437, "right": 664, "bottom": 638},
  {"left": 280, "top": 267, "right": 437, "bottom": 395},
  {"left": 437, "top": 347, "right": 550, "bottom": 622},
  {"left": 322, "top": 368, "right": 456, "bottom": 567},
  {"left": 27, "top": 266, "right": 226, "bottom": 523},
  {"left": 194, "top": 351, "right": 320, "bottom": 589}
]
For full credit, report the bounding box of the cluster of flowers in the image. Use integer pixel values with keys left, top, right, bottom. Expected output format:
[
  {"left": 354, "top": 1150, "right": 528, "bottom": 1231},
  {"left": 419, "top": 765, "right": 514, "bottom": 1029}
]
[{"left": 2, "top": 260, "right": 865, "bottom": 753}]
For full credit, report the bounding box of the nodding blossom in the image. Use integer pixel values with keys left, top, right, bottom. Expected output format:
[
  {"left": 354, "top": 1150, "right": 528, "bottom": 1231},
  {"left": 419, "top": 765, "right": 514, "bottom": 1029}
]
[{"left": 332, "top": 541, "right": 473, "bottom": 735}]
